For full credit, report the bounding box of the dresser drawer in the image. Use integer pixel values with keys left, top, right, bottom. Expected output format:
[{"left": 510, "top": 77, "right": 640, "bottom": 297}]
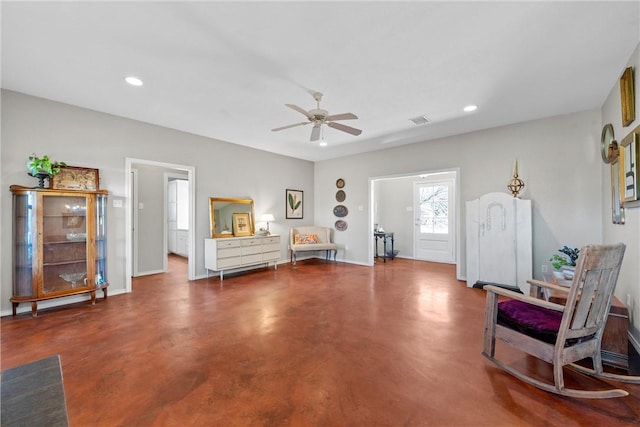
[
  {"left": 218, "top": 247, "right": 241, "bottom": 258},
  {"left": 241, "top": 254, "right": 263, "bottom": 265},
  {"left": 242, "top": 245, "right": 262, "bottom": 256},
  {"left": 263, "top": 236, "right": 280, "bottom": 245},
  {"left": 217, "top": 239, "right": 241, "bottom": 249},
  {"left": 241, "top": 238, "right": 262, "bottom": 247},
  {"left": 263, "top": 243, "right": 280, "bottom": 253},
  {"left": 263, "top": 251, "right": 280, "bottom": 262},
  {"left": 217, "top": 257, "right": 241, "bottom": 269}
]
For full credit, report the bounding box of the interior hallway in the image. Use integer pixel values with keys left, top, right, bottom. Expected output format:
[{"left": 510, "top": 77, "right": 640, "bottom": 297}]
[{"left": 2, "top": 257, "right": 639, "bottom": 426}]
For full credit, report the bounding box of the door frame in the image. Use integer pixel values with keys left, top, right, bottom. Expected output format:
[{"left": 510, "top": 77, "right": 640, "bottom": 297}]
[
  {"left": 369, "top": 167, "right": 462, "bottom": 280},
  {"left": 125, "top": 158, "right": 196, "bottom": 292}
]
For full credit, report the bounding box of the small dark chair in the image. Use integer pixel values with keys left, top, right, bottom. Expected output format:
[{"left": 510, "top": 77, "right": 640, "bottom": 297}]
[{"left": 483, "top": 243, "right": 639, "bottom": 398}]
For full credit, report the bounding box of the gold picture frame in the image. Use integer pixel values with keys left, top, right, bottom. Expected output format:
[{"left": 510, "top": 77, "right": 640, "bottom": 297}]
[
  {"left": 51, "top": 166, "right": 99, "bottom": 191},
  {"left": 232, "top": 212, "right": 252, "bottom": 237},
  {"left": 620, "top": 67, "right": 635, "bottom": 127},
  {"left": 619, "top": 131, "right": 639, "bottom": 204}
]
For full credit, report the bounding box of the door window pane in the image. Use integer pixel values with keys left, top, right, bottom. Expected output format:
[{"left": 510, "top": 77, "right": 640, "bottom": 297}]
[{"left": 419, "top": 185, "right": 448, "bottom": 234}]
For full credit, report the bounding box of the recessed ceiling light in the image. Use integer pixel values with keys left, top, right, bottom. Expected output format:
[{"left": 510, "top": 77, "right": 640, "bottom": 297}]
[
  {"left": 319, "top": 141, "right": 328, "bottom": 147},
  {"left": 464, "top": 105, "right": 478, "bottom": 112},
  {"left": 125, "top": 76, "right": 143, "bottom": 86}
]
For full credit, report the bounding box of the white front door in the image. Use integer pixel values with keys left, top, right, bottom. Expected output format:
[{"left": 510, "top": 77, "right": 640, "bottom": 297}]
[{"left": 414, "top": 178, "right": 455, "bottom": 263}]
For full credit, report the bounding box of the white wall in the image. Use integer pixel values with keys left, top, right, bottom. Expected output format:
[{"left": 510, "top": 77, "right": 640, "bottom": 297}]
[
  {"left": 601, "top": 43, "right": 640, "bottom": 339},
  {"left": 1, "top": 90, "right": 315, "bottom": 315},
  {"left": 315, "top": 110, "right": 604, "bottom": 279},
  {"left": 375, "top": 177, "right": 415, "bottom": 259},
  {"left": 135, "top": 164, "right": 167, "bottom": 273}
]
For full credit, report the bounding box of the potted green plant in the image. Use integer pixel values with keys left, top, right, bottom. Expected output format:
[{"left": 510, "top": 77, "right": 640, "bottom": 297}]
[
  {"left": 26, "top": 153, "right": 66, "bottom": 188},
  {"left": 550, "top": 246, "right": 580, "bottom": 269},
  {"left": 550, "top": 246, "right": 580, "bottom": 279}
]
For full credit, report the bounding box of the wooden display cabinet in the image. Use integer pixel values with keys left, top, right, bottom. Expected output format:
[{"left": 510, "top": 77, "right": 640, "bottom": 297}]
[{"left": 10, "top": 185, "right": 109, "bottom": 317}]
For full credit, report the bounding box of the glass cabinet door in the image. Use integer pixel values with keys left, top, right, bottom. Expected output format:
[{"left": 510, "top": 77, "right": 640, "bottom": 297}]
[
  {"left": 42, "top": 194, "right": 90, "bottom": 295},
  {"left": 94, "top": 194, "right": 107, "bottom": 287},
  {"left": 13, "top": 193, "right": 35, "bottom": 297}
]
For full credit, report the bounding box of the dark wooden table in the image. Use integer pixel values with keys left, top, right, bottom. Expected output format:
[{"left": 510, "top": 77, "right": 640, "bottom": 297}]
[{"left": 374, "top": 231, "right": 394, "bottom": 262}]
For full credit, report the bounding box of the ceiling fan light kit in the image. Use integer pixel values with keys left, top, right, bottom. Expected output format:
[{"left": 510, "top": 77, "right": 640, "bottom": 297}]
[{"left": 272, "top": 92, "right": 362, "bottom": 142}]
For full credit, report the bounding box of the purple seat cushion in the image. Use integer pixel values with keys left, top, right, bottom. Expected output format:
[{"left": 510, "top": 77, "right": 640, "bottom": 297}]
[{"left": 497, "top": 300, "right": 593, "bottom": 346}]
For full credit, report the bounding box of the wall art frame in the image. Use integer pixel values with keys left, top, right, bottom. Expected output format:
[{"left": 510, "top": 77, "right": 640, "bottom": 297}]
[
  {"left": 232, "top": 212, "right": 252, "bottom": 236},
  {"left": 620, "top": 67, "right": 635, "bottom": 127},
  {"left": 611, "top": 156, "right": 625, "bottom": 224},
  {"left": 51, "top": 166, "right": 99, "bottom": 191},
  {"left": 286, "top": 189, "right": 303, "bottom": 219},
  {"left": 619, "top": 131, "right": 639, "bottom": 204}
]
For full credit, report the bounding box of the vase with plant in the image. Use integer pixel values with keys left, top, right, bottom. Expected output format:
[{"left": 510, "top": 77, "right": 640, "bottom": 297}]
[
  {"left": 27, "top": 153, "right": 66, "bottom": 188},
  {"left": 550, "top": 245, "right": 580, "bottom": 279}
]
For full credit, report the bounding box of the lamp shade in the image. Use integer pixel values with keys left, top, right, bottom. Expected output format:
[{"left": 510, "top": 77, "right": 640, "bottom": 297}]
[{"left": 260, "top": 213, "right": 275, "bottom": 222}]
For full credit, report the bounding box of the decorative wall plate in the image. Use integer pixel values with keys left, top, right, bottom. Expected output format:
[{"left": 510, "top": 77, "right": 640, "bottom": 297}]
[
  {"left": 335, "top": 190, "right": 346, "bottom": 202},
  {"left": 335, "top": 220, "right": 348, "bottom": 231},
  {"left": 336, "top": 178, "right": 345, "bottom": 188},
  {"left": 333, "top": 205, "right": 348, "bottom": 217}
]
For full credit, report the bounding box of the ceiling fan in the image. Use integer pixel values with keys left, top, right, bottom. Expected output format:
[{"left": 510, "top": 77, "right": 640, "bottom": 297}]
[{"left": 272, "top": 92, "right": 362, "bottom": 142}]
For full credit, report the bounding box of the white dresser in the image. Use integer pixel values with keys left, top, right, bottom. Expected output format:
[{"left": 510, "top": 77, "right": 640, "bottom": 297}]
[{"left": 204, "top": 235, "right": 280, "bottom": 280}]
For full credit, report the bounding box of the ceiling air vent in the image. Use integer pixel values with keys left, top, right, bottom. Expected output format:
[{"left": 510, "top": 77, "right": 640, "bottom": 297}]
[{"left": 409, "top": 115, "right": 430, "bottom": 125}]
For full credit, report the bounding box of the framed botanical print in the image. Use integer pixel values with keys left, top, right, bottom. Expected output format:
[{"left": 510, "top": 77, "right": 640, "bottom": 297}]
[
  {"left": 286, "top": 189, "right": 303, "bottom": 219},
  {"left": 51, "top": 166, "right": 99, "bottom": 191},
  {"left": 619, "top": 131, "right": 639, "bottom": 203},
  {"left": 232, "top": 212, "right": 252, "bottom": 236}
]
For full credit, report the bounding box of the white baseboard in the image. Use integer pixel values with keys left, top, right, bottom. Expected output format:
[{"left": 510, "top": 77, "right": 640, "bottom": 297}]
[{"left": 133, "top": 268, "right": 166, "bottom": 277}]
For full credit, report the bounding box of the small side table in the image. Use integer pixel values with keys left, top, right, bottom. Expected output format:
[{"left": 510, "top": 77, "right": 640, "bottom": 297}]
[{"left": 374, "top": 232, "right": 394, "bottom": 263}]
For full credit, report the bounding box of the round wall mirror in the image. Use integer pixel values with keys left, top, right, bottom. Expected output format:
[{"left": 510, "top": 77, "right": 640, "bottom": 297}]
[{"left": 600, "top": 123, "right": 617, "bottom": 164}]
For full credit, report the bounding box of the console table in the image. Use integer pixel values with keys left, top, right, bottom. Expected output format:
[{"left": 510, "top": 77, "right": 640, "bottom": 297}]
[
  {"left": 204, "top": 235, "right": 280, "bottom": 280},
  {"left": 374, "top": 231, "right": 394, "bottom": 263}
]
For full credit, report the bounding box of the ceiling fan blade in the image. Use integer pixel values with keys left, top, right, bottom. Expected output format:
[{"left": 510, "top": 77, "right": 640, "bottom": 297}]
[
  {"left": 310, "top": 124, "right": 321, "bottom": 141},
  {"left": 327, "top": 121, "right": 362, "bottom": 136},
  {"left": 272, "top": 122, "right": 309, "bottom": 132},
  {"left": 326, "top": 112, "right": 358, "bottom": 121},
  {"left": 285, "top": 104, "right": 314, "bottom": 120}
]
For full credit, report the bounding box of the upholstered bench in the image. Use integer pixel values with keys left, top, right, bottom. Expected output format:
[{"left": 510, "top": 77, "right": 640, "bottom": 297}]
[{"left": 289, "top": 226, "right": 337, "bottom": 266}]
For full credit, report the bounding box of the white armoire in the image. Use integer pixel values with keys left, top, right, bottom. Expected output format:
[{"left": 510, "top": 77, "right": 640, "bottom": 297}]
[{"left": 466, "top": 192, "right": 532, "bottom": 295}]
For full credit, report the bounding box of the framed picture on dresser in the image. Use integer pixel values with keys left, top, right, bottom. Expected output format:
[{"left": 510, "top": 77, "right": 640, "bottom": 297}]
[{"left": 232, "top": 212, "right": 252, "bottom": 237}]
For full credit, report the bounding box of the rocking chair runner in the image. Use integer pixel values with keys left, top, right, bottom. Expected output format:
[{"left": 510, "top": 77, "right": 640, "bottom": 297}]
[{"left": 483, "top": 243, "right": 640, "bottom": 399}]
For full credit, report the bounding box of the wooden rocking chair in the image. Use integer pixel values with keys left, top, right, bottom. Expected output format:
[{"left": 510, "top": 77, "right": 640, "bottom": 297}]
[{"left": 482, "top": 243, "right": 639, "bottom": 399}]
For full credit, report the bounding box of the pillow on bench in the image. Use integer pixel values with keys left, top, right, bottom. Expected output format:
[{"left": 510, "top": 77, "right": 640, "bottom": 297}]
[{"left": 294, "top": 233, "right": 318, "bottom": 244}]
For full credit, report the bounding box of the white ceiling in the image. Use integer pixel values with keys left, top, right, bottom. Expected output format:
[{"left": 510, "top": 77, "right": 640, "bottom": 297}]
[{"left": 2, "top": 1, "right": 639, "bottom": 162}]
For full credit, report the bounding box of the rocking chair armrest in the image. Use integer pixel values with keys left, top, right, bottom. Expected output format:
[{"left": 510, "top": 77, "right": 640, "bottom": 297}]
[
  {"left": 484, "top": 285, "right": 566, "bottom": 312},
  {"left": 527, "top": 279, "right": 570, "bottom": 293}
]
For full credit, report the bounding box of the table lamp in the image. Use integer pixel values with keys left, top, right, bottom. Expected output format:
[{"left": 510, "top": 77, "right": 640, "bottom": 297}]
[{"left": 260, "top": 213, "right": 275, "bottom": 234}]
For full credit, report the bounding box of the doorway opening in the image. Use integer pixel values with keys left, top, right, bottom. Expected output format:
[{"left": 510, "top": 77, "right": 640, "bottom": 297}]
[
  {"left": 370, "top": 169, "right": 460, "bottom": 274},
  {"left": 125, "top": 158, "right": 196, "bottom": 292}
]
